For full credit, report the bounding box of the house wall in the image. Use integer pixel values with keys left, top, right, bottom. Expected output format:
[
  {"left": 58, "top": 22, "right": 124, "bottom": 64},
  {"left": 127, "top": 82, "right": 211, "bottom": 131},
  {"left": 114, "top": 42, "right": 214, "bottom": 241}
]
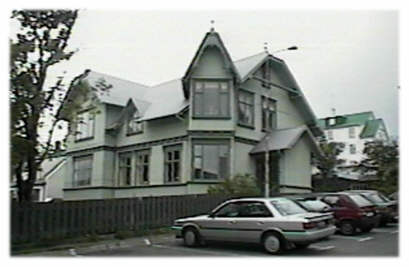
[
  {"left": 45, "top": 161, "right": 66, "bottom": 199},
  {"left": 235, "top": 78, "right": 305, "bottom": 141},
  {"left": 233, "top": 141, "right": 256, "bottom": 176},
  {"left": 280, "top": 134, "right": 312, "bottom": 191},
  {"left": 324, "top": 125, "right": 367, "bottom": 165},
  {"left": 66, "top": 101, "right": 107, "bottom": 152}
]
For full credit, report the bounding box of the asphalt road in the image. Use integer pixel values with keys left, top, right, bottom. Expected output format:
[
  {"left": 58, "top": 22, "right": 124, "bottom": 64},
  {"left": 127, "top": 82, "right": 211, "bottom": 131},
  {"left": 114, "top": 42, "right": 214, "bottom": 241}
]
[{"left": 82, "top": 224, "right": 399, "bottom": 257}]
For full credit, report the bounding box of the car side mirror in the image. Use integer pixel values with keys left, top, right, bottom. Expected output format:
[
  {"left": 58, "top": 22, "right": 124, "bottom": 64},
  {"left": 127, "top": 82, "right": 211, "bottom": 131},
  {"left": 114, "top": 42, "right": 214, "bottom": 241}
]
[{"left": 208, "top": 212, "right": 216, "bottom": 218}]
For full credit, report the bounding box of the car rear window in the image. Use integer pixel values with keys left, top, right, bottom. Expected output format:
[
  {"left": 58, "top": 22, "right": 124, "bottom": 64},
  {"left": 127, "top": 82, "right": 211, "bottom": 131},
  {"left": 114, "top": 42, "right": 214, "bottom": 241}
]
[
  {"left": 270, "top": 198, "right": 307, "bottom": 216},
  {"left": 298, "top": 200, "right": 330, "bottom": 211},
  {"left": 364, "top": 193, "right": 388, "bottom": 204},
  {"left": 349, "top": 194, "right": 373, "bottom": 207}
]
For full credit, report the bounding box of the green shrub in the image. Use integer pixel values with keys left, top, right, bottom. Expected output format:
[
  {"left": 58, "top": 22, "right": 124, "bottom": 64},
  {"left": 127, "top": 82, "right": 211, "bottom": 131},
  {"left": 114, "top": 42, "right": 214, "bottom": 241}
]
[{"left": 207, "top": 174, "right": 262, "bottom": 197}]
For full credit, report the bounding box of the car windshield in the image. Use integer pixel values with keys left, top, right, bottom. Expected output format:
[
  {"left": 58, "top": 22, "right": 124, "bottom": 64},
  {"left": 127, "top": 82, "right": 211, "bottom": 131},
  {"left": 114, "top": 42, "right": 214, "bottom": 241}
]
[
  {"left": 349, "top": 194, "right": 374, "bottom": 207},
  {"left": 270, "top": 198, "right": 307, "bottom": 216},
  {"left": 298, "top": 199, "right": 329, "bottom": 211},
  {"left": 364, "top": 193, "right": 388, "bottom": 204}
]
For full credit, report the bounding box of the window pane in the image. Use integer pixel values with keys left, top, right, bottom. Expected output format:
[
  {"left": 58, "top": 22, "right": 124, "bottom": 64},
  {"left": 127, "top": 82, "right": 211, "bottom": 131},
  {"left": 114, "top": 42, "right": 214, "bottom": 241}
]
[
  {"left": 203, "top": 145, "right": 219, "bottom": 179},
  {"left": 203, "top": 89, "right": 219, "bottom": 115},
  {"left": 220, "top": 93, "right": 229, "bottom": 116},
  {"left": 194, "top": 94, "right": 202, "bottom": 115}
]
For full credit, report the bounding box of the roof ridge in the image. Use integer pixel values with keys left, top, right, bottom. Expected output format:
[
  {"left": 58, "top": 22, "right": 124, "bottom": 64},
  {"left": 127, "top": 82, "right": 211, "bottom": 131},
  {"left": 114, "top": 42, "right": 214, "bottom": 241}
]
[
  {"left": 150, "top": 78, "right": 182, "bottom": 88},
  {"left": 233, "top": 51, "right": 267, "bottom": 63},
  {"left": 88, "top": 70, "right": 149, "bottom": 88}
]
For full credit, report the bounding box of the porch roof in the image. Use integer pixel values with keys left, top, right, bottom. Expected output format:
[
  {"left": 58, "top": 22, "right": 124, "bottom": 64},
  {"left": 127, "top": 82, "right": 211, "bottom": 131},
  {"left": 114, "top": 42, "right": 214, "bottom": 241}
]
[{"left": 249, "top": 125, "right": 322, "bottom": 156}]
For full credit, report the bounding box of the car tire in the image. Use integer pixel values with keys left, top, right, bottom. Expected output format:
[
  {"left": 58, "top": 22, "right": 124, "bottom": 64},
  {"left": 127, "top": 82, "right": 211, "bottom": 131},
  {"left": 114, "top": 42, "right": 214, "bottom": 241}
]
[
  {"left": 340, "top": 220, "right": 356, "bottom": 235},
  {"left": 183, "top": 227, "right": 200, "bottom": 247},
  {"left": 262, "top": 233, "right": 282, "bottom": 254}
]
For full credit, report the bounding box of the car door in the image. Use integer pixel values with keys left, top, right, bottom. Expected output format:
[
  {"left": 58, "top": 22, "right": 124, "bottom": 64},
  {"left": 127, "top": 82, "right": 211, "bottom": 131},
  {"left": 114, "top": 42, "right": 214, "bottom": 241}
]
[
  {"left": 199, "top": 202, "right": 242, "bottom": 242},
  {"left": 232, "top": 201, "right": 273, "bottom": 243}
]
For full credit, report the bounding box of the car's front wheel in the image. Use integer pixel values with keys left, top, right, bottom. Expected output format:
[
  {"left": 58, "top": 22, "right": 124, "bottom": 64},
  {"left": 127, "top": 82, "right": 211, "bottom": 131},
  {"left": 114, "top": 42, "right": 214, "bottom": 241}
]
[
  {"left": 263, "top": 233, "right": 282, "bottom": 254},
  {"left": 183, "top": 227, "right": 200, "bottom": 247}
]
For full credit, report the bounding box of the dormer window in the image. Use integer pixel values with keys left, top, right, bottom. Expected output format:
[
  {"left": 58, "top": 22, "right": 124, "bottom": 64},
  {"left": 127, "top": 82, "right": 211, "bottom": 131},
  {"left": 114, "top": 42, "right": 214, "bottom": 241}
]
[
  {"left": 127, "top": 111, "right": 143, "bottom": 135},
  {"left": 193, "top": 80, "right": 230, "bottom": 118}
]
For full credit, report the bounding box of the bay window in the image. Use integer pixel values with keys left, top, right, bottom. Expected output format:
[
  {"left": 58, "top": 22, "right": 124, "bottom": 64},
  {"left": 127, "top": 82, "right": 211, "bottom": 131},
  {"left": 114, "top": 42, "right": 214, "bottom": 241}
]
[
  {"left": 193, "top": 81, "right": 230, "bottom": 118},
  {"left": 193, "top": 141, "right": 230, "bottom": 180}
]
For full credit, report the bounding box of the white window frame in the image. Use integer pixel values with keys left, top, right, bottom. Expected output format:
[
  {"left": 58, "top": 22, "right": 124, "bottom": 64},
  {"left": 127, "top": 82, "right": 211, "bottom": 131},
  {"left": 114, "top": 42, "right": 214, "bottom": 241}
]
[
  {"left": 350, "top": 144, "right": 356, "bottom": 154},
  {"left": 349, "top": 127, "right": 356, "bottom": 139}
]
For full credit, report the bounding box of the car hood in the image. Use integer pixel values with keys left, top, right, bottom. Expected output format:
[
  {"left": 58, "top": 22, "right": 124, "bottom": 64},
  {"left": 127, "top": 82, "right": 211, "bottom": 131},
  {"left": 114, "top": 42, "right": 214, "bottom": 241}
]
[{"left": 175, "top": 214, "right": 209, "bottom": 223}]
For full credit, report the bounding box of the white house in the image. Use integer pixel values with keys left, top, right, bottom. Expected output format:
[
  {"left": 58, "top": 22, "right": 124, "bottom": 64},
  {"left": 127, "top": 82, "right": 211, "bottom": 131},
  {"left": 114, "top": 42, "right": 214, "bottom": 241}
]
[
  {"left": 317, "top": 111, "right": 389, "bottom": 180},
  {"left": 59, "top": 29, "right": 324, "bottom": 200}
]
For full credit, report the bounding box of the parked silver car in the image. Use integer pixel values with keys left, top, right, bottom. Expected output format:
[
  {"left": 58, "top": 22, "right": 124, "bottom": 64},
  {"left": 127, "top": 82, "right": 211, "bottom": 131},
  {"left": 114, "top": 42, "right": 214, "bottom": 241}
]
[{"left": 171, "top": 198, "right": 336, "bottom": 254}]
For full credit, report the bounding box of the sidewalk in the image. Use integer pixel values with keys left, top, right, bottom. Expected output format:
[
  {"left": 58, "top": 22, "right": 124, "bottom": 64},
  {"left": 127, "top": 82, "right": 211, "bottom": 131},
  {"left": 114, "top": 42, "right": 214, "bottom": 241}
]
[{"left": 13, "top": 232, "right": 176, "bottom": 257}]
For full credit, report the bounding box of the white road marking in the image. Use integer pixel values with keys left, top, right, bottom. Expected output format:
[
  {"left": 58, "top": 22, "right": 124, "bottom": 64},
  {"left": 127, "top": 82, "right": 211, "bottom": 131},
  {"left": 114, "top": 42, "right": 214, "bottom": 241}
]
[
  {"left": 331, "top": 235, "right": 362, "bottom": 241},
  {"left": 144, "top": 239, "right": 152, "bottom": 246},
  {"left": 68, "top": 248, "right": 83, "bottom": 257},
  {"left": 372, "top": 229, "right": 395, "bottom": 233},
  {"left": 310, "top": 245, "right": 335, "bottom": 251},
  {"left": 358, "top": 237, "right": 374, "bottom": 242},
  {"left": 390, "top": 230, "right": 399, "bottom": 234},
  {"left": 151, "top": 244, "right": 243, "bottom": 256}
]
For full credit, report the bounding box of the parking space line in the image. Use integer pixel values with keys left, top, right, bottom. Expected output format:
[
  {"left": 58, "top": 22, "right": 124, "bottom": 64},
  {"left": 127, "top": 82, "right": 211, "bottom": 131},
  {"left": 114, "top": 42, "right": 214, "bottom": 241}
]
[
  {"left": 151, "top": 244, "right": 243, "bottom": 256},
  {"left": 331, "top": 235, "right": 362, "bottom": 241},
  {"left": 358, "top": 237, "right": 373, "bottom": 242},
  {"left": 310, "top": 245, "right": 335, "bottom": 251}
]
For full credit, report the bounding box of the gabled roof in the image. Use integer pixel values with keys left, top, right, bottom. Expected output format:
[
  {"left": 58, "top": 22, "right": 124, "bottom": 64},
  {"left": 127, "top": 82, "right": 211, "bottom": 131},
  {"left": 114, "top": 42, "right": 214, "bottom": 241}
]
[
  {"left": 234, "top": 52, "right": 268, "bottom": 81},
  {"left": 249, "top": 125, "right": 322, "bottom": 156},
  {"left": 140, "top": 79, "right": 189, "bottom": 121},
  {"left": 317, "top": 111, "right": 375, "bottom": 130},
  {"left": 86, "top": 71, "right": 150, "bottom": 108},
  {"left": 360, "top": 118, "right": 385, "bottom": 138}
]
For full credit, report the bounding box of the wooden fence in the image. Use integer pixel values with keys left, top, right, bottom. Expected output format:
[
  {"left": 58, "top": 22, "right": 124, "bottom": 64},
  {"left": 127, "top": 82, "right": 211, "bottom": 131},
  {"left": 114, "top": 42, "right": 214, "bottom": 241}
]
[{"left": 10, "top": 194, "right": 229, "bottom": 245}]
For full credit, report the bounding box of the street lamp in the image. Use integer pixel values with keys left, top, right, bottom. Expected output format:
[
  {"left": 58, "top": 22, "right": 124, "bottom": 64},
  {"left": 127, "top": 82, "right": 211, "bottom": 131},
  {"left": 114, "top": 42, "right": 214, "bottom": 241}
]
[
  {"left": 263, "top": 45, "right": 298, "bottom": 198},
  {"left": 271, "top": 46, "right": 298, "bottom": 54}
]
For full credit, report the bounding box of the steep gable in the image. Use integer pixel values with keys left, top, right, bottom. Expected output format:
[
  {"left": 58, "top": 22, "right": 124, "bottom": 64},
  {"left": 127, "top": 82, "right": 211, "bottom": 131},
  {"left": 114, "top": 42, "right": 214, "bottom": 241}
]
[{"left": 182, "top": 30, "right": 239, "bottom": 98}]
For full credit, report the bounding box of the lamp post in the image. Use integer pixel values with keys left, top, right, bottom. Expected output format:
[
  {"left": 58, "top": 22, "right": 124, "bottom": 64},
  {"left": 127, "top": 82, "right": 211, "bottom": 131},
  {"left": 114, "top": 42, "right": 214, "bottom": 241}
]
[
  {"left": 271, "top": 46, "right": 298, "bottom": 54},
  {"left": 263, "top": 45, "right": 298, "bottom": 198}
]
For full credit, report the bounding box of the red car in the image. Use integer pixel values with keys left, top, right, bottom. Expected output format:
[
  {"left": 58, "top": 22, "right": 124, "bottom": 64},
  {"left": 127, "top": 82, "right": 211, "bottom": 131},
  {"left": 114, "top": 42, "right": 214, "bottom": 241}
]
[{"left": 316, "top": 192, "right": 380, "bottom": 235}]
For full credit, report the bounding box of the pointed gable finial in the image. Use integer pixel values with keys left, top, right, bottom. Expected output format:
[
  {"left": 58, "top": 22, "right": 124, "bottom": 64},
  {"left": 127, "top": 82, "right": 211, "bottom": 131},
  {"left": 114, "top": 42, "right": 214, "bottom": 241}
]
[
  {"left": 264, "top": 42, "right": 269, "bottom": 54},
  {"left": 210, "top": 20, "right": 215, "bottom": 32}
]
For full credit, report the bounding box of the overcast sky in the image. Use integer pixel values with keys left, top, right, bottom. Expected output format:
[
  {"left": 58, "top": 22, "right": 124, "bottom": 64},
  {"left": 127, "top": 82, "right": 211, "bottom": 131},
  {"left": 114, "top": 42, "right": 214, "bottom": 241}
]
[{"left": 20, "top": 9, "right": 399, "bottom": 137}]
